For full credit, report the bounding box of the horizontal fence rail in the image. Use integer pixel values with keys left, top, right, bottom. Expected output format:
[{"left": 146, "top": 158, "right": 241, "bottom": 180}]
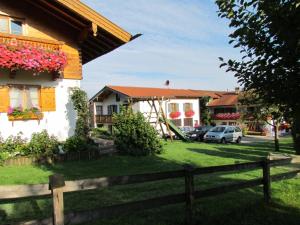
[{"left": 1, "top": 156, "right": 299, "bottom": 225}]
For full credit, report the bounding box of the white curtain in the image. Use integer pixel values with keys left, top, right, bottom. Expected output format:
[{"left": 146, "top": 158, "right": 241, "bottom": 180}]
[{"left": 9, "top": 87, "right": 22, "bottom": 108}]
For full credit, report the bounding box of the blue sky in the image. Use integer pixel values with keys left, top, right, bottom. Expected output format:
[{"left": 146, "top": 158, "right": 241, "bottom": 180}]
[{"left": 81, "top": 0, "right": 240, "bottom": 97}]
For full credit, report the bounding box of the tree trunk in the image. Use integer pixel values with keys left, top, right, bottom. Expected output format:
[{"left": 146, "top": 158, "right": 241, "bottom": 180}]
[
  {"left": 292, "top": 107, "right": 300, "bottom": 155},
  {"left": 273, "top": 120, "right": 279, "bottom": 152}
]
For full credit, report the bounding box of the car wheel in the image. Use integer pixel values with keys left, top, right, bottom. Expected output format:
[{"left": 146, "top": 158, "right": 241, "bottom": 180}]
[
  {"left": 220, "top": 138, "right": 226, "bottom": 144},
  {"left": 236, "top": 137, "right": 241, "bottom": 144}
]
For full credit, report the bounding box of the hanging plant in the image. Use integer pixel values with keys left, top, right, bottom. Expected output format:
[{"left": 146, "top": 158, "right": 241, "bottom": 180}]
[
  {"left": 185, "top": 110, "right": 195, "bottom": 118},
  {"left": 169, "top": 111, "right": 181, "bottom": 119},
  {"left": 0, "top": 41, "right": 67, "bottom": 74},
  {"left": 212, "top": 112, "right": 240, "bottom": 120}
]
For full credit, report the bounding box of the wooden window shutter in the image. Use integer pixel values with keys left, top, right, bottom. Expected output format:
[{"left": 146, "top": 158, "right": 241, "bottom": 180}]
[
  {"left": 0, "top": 86, "right": 9, "bottom": 113},
  {"left": 41, "top": 87, "right": 56, "bottom": 112}
]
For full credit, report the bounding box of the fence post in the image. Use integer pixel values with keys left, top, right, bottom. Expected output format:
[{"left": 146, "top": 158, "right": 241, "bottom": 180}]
[
  {"left": 184, "top": 164, "right": 195, "bottom": 225},
  {"left": 49, "top": 174, "right": 65, "bottom": 225},
  {"left": 262, "top": 158, "right": 271, "bottom": 203}
]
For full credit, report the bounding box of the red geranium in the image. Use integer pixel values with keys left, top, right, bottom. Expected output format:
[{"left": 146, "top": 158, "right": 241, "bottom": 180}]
[
  {"left": 185, "top": 110, "right": 195, "bottom": 117},
  {"left": 0, "top": 41, "right": 67, "bottom": 74},
  {"left": 169, "top": 111, "right": 181, "bottom": 119},
  {"left": 212, "top": 113, "right": 240, "bottom": 120}
]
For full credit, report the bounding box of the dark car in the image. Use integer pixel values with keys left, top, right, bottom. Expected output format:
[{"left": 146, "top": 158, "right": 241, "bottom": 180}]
[{"left": 187, "top": 126, "right": 212, "bottom": 141}]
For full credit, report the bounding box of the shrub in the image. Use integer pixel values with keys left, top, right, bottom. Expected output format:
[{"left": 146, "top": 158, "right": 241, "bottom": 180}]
[
  {"left": 27, "top": 130, "right": 59, "bottom": 157},
  {"left": 63, "top": 136, "right": 98, "bottom": 152},
  {"left": 0, "top": 133, "right": 28, "bottom": 157},
  {"left": 70, "top": 88, "right": 90, "bottom": 139},
  {"left": 91, "top": 127, "right": 112, "bottom": 140},
  {"left": 113, "top": 107, "right": 163, "bottom": 156}
]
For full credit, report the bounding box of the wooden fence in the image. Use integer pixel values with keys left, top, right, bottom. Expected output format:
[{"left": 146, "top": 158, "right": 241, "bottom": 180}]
[{"left": 0, "top": 157, "right": 299, "bottom": 225}]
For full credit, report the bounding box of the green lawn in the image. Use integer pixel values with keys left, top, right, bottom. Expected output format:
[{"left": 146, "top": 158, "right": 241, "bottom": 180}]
[{"left": 0, "top": 137, "right": 299, "bottom": 225}]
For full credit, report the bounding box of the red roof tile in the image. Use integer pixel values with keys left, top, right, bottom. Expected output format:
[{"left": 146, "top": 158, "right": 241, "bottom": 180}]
[
  {"left": 207, "top": 92, "right": 238, "bottom": 107},
  {"left": 107, "top": 85, "right": 223, "bottom": 99}
]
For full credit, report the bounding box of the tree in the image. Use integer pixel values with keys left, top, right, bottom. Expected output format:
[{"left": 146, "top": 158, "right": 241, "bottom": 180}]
[
  {"left": 200, "top": 96, "right": 212, "bottom": 125},
  {"left": 216, "top": 0, "right": 300, "bottom": 154},
  {"left": 239, "top": 91, "right": 284, "bottom": 152}
]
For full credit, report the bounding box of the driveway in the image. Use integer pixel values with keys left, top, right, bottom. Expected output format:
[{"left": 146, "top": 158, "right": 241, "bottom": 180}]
[{"left": 241, "top": 135, "right": 274, "bottom": 144}]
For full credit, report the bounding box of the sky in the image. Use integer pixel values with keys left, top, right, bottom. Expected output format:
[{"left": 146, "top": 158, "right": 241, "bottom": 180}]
[{"left": 81, "top": 0, "right": 240, "bottom": 97}]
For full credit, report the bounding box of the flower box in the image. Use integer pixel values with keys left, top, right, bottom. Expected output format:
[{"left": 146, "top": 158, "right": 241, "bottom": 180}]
[
  {"left": 8, "top": 112, "right": 43, "bottom": 121},
  {"left": 169, "top": 111, "right": 181, "bottom": 119},
  {"left": 185, "top": 110, "right": 195, "bottom": 118},
  {"left": 212, "top": 113, "right": 240, "bottom": 120}
]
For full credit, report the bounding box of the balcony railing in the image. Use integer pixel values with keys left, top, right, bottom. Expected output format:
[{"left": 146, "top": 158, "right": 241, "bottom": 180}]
[
  {"left": 95, "top": 115, "right": 114, "bottom": 124},
  {"left": 0, "top": 33, "right": 63, "bottom": 51}
]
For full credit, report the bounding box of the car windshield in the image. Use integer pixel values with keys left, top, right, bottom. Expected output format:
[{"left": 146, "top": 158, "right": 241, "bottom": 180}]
[{"left": 210, "top": 127, "right": 226, "bottom": 132}]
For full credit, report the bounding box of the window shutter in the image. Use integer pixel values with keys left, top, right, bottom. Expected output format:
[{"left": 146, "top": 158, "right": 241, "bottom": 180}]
[
  {"left": 0, "top": 86, "right": 9, "bottom": 113},
  {"left": 40, "top": 87, "right": 56, "bottom": 112}
]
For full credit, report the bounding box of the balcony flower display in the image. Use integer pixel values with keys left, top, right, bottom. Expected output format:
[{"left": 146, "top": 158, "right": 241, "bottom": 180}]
[
  {"left": 185, "top": 110, "right": 195, "bottom": 118},
  {"left": 0, "top": 41, "right": 67, "bottom": 75},
  {"left": 7, "top": 106, "right": 43, "bottom": 121},
  {"left": 169, "top": 111, "right": 181, "bottom": 119},
  {"left": 212, "top": 112, "right": 240, "bottom": 120}
]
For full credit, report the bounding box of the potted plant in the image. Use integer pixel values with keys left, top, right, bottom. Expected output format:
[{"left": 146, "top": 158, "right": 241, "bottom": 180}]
[
  {"left": 185, "top": 110, "right": 195, "bottom": 118},
  {"left": 169, "top": 111, "right": 181, "bottom": 119}
]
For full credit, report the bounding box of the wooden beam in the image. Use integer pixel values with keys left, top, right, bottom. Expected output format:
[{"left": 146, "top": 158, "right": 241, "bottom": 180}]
[{"left": 24, "top": 0, "right": 83, "bottom": 31}]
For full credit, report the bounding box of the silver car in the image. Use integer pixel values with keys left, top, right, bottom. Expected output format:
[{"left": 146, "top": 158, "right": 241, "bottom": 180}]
[{"left": 204, "top": 125, "right": 242, "bottom": 144}]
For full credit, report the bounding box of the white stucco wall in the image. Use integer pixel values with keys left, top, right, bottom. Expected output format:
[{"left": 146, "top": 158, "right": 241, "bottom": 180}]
[{"left": 0, "top": 70, "right": 79, "bottom": 141}]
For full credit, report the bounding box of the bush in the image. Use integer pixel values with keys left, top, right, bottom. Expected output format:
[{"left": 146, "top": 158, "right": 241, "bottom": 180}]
[
  {"left": 0, "top": 133, "right": 28, "bottom": 157},
  {"left": 113, "top": 107, "right": 163, "bottom": 156},
  {"left": 91, "top": 127, "right": 112, "bottom": 140},
  {"left": 27, "top": 130, "right": 59, "bottom": 157},
  {"left": 63, "top": 136, "right": 98, "bottom": 152}
]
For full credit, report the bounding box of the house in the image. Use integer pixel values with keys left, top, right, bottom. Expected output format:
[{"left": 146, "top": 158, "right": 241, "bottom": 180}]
[
  {"left": 0, "top": 0, "right": 136, "bottom": 140},
  {"left": 89, "top": 85, "right": 221, "bottom": 134},
  {"left": 207, "top": 91, "right": 241, "bottom": 126},
  {"left": 207, "top": 89, "right": 274, "bottom": 136}
]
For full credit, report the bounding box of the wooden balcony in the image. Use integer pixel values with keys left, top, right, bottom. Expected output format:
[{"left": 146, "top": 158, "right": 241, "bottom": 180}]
[
  {"left": 95, "top": 115, "right": 114, "bottom": 124},
  {"left": 0, "top": 33, "right": 63, "bottom": 50}
]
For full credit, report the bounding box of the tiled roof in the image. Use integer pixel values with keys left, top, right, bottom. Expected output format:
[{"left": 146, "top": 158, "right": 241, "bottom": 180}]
[
  {"left": 207, "top": 92, "right": 238, "bottom": 107},
  {"left": 107, "top": 85, "right": 223, "bottom": 99}
]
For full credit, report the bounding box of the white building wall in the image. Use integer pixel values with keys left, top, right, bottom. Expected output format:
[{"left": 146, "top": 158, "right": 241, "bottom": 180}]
[
  {"left": 92, "top": 91, "right": 200, "bottom": 134},
  {"left": 0, "top": 70, "right": 79, "bottom": 141}
]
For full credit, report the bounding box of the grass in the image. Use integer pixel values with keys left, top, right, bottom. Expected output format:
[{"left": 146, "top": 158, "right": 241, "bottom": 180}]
[{"left": 0, "top": 136, "right": 299, "bottom": 225}]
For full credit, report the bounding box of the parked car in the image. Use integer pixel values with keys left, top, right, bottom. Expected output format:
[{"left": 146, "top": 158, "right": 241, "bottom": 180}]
[
  {"left": 180, "top": 126, "right": 195, "bottom": 134},
  {"left": 203, "top": 125, "right": 242, "bottom": 144},
  {"left": 187, "top": 126, "right": 212, "bottom": 141}
]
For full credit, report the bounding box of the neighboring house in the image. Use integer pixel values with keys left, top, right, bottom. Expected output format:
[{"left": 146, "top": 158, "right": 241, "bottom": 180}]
[
  {"left": 207, "top": 89, "right": 273, "bottom": 136},
  {"left": 89, "top": 85, "right": 221, "bottom": 134},
  {"left": 0, "top": 0, "right": 135, "bottom": 140},
  {"left": 207, "top": 91, "right": 241, "bottom": 126}
]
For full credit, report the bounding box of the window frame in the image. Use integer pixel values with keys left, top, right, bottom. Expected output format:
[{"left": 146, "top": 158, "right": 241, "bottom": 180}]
[
  {"left": 168, "top": 103, "right": 179, "bottom": 113},
  {"left": 8, "top": 84, "right": 41, "bottom": 110},
  {"left": 0, "top": 15, "right": 25, "bottom": 35}
]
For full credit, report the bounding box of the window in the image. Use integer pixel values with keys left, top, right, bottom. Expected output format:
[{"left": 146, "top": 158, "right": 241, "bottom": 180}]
[
  {"left": 0, "top": 16, "right": 24, "bottom": 35},
  {"left": 95, "top": 105, "right": 103, "bottom": 115},
  {"left": 115, "top": 94, "right": 120, "bottom": 102},
  {"left": 168, "top": 103, "right": 179, "bottom": 113},
  {"left": 0, "top": 17, "right": 9, "bottom": 33},
  {"left": 183, "top": 103, "right": 193, "bottom": 112},
  {"left": 9, "top": 85, "right": 40, "bottom": 109},
  {"left": 107, "top": 105, "right": 118, "bottom": 115},
  {"left": 10, "top": 20, "right": 23, "bottom": 35}
]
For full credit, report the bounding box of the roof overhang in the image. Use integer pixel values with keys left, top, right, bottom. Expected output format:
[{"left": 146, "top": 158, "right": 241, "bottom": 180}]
[{"left": 24, "top": 0, "right": 140, "bottom": 64}]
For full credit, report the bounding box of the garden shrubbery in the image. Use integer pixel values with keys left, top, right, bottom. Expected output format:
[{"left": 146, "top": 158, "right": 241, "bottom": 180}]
[
  {"left": 0, "top": 130, "right": 59, "bottom": 163},
  {"left": 113, "top": 107, "right": 163, "bottom": 156}
]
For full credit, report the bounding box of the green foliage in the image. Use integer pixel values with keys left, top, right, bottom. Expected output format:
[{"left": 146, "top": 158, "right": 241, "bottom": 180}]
[
  {"left": 113, "top": 107, "right": 163, "bottom": 156},
  {"left": 27, "top": 130, "right": 59, "bottom": 157},
  {"left": 63, "top": 136, "right": 98, "bottom": 152},
  {"left": 200, "top": 96, "right": 211, "bottom": 125},
  {"left": 71, "top": 87, "right": 90, "bottom": 139},
  {"left": 216, "top": 0, "right": 300, "bottom": 154},
  {"left": 91, "top": 127, "right": 112, "bottom": 140},
  {"left": 0, "top": 133, "right": 28, "bottom": 157}
]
